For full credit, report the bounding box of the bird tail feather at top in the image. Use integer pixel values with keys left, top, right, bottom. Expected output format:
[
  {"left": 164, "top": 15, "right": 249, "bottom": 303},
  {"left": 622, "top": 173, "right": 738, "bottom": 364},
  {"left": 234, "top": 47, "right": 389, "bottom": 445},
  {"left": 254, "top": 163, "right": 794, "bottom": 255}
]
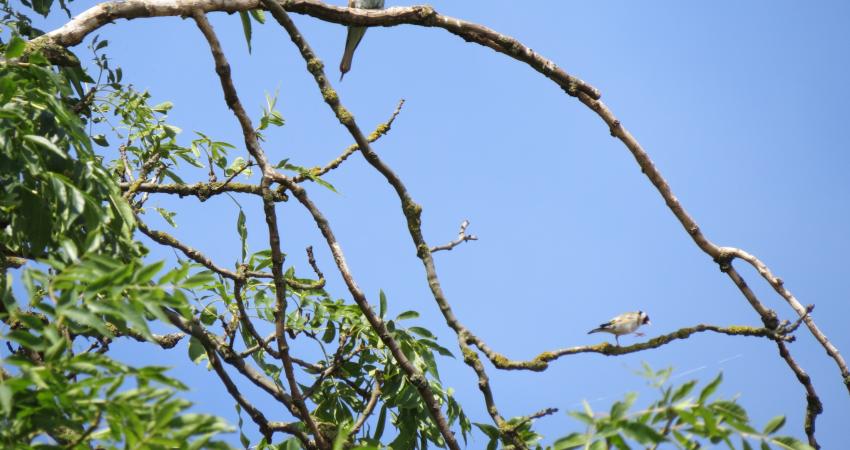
[{"left": 339, "top": 26, "right": 367, "bottom": 80}]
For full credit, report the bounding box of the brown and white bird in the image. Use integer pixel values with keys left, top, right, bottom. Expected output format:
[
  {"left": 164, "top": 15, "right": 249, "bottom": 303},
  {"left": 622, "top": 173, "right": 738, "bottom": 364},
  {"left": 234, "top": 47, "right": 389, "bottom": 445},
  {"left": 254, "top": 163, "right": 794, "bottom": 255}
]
[
  {"left": 339, "top": 0, "right": 385, "bottom": 80},
  {"left": 588, "top": 311, "right": 651, "bottom": 346}
]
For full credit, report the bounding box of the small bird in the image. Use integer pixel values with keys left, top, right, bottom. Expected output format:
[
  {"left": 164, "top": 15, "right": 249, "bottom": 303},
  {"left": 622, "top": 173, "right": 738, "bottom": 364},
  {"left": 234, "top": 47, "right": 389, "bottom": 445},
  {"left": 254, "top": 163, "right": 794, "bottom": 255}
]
[
  {"left": 588, "top": 311, "right": 651, "bottom": 346},
  {"left": 339, "top": 0, "right": 385, "bottom": 80}
]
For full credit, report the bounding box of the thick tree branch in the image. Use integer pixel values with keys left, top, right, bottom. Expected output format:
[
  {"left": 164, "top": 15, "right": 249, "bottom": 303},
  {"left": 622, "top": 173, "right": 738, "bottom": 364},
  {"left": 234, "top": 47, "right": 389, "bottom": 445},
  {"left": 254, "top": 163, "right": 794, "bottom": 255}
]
[
  {"left": 191, "top": 11, "right": 327, "bottom": 448},
  {"left": 260, "top": 2, "right": 461, "bottom": 448},
  {"left": 41, "top": 1, "right": 599, "bottom": 101},
  {"left": 118, "top": 181, "right": 289, "bottom": 202}
]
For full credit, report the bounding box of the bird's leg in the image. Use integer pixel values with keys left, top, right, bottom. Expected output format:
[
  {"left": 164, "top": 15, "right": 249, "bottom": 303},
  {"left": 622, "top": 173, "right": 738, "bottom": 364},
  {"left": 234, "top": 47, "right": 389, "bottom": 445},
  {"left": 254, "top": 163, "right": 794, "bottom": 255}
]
[
  {"left": 615, "top": 336, "right": 620, "bottom": 346},
  {"left": 634, "top": 332, "right": 645, "bottom": 337}
]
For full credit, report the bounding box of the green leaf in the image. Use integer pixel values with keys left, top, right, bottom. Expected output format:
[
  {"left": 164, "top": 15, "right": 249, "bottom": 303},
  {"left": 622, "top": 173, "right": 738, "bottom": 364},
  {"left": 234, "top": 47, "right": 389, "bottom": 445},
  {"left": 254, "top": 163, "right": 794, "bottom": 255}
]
[
  {"left": 699, "top": 372, "right": 723, "bottom": 404},
  {"left": 552, "top": 432, "right": 587, "bottom": 449},
  {"left": 152, "top": 101, "right": 173, "bottom": 113},
  {"left": 92, "top": 133, "right": 110, "bottom": 147},
  {"left": 0, "top": 384, "right": 12, "bottom": 415},
  {"left": 472, "top": 422, "right": 500, "bottom": 440},
  {"left": 188, "top": 337, "right": 207, "bottom": 364},
  {"left": 237, "top": 209, "right": 247, "bottom": 262},
  {"left": 31, "top": 0, "right": 53, "bottom": 16},
  {"left": 372, "top": 404, "right": 387, "bottom": 442},
  {"left": 5, "top": 35, "right": 26, "bottom": 59},
  {"left": 200, "top": 304, "right": 218, "bottom": 326},
  {"left": 249, "top": 9, "right": 266, "bottom": 23},
  {"left": 239, "top": 11, "right": 253, "bottom": 53},
  {"left": 408, "top": 326, "right": 435, "bottom": 339},
  {"left": 24, "top": 134, "right": 67, "bottom": 159},
  {"left": 671, "top": 379, "right": 697, "bottom": 403},
  {"left": 321, "top": 321, "right": 336, "bottom": 344},
  {"left": 588, "top": 439, "right": 607, "bottom": 450},
  {"left": 762, "top": 415, "right": 786, "bottom": 435},
  {"left": 622, "top": 422, "right": 665, "bottom": 444},
  {"left": 379, "top": 290, "right": 387, "bottom": 318},
  {"left": 771, "top": 436, "right": 815, "bottom": 450},
  {"left": 155, "top": 207, "right": 177, "bottom": 228},
  {"left": 395, "top": 310, "right": 419, "bottom": 321}
]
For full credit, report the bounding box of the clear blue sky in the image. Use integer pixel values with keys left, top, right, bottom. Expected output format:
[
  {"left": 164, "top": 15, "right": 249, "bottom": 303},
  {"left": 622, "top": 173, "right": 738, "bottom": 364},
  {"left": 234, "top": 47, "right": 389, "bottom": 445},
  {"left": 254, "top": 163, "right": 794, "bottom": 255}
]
[{"left": 30, "top": 0, "right": 850, "bottom": 447}]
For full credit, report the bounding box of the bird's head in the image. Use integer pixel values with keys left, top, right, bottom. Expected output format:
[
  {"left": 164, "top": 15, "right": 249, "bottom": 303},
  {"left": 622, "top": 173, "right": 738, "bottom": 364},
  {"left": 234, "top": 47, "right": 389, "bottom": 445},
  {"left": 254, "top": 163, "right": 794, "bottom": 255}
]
[{"left": 639, "top": 310, "right": 651, "bottom": 325}]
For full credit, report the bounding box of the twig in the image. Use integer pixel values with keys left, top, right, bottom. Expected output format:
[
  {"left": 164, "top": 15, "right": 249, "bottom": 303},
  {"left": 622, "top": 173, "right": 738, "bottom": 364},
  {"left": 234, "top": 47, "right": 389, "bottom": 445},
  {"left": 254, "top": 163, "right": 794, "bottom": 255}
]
[
  {"left": 722, "top": 247, "right": 849, "bottom": 393},
  {"left": 350, "top": 378, "right": 381, "bottom": 437},
  {"left": 293, "top": 99, "right": 405, "bottom": 183},
  {"left": 430, "top": 219, "right": 478, "bottom": 253},
  {"left": 777, "top": 341, "right": 822, "bottom": 449}
]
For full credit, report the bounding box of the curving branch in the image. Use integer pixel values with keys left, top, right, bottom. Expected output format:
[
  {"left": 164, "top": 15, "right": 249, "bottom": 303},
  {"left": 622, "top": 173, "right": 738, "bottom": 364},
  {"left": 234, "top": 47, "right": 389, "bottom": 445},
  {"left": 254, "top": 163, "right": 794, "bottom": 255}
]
[
  {"left": 259, "top": 2, "right": 461, "bottom": 447},
  {"left": 36, "top": 0, "right": 845, "bottom": 445},
  {"left": 191, "top": 11, "right": 327, "bottom": 448},
  {"left": 40, "top": 0, "right": 599, "bottom": 101},
  {"left": 723, "top": 247, "right": 849, "bottom": 393},
  {"left": 463, "top": 324, "right": 793, "bottom": 372}
]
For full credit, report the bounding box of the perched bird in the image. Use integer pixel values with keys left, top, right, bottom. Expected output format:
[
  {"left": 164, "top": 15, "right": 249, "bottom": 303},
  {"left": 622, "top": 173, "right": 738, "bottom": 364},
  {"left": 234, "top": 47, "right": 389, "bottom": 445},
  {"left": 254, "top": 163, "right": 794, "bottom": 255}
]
[
  {"left": 587, "top": 311, "right": 651, "bottom": 346},
  {"left": 339, "top": 0, "right": 385, "bottom": 80}
]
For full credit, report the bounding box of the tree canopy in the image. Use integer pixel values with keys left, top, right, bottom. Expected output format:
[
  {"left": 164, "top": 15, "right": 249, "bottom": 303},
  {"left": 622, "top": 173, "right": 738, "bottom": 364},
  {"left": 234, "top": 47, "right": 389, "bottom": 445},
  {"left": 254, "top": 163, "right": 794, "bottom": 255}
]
[{"left": 1, "top": 1, "right": 847, "bottom": 449}]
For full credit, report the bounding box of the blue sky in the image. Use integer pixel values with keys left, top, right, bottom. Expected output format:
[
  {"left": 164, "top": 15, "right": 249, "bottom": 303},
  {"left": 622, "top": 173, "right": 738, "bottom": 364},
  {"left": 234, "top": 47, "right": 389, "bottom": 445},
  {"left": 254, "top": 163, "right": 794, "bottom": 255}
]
[{"left": 27, "top": 0, "right": 850, "bottom": 447}]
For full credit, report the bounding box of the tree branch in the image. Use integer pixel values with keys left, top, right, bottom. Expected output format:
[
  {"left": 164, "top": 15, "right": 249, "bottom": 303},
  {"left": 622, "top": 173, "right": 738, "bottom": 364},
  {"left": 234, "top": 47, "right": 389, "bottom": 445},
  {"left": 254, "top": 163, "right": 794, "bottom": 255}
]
[
  {"left": 191, "top": 10, "right": 327, "bottom": 448},
  {"left": 260, "top": 2, "right": 461, "bottom": 448},
  {"left": 430, "top": 219, "right": 478, "bottom": 253},
  {"left": 118, "top": 181, "right": 288, "bottom": 202}
]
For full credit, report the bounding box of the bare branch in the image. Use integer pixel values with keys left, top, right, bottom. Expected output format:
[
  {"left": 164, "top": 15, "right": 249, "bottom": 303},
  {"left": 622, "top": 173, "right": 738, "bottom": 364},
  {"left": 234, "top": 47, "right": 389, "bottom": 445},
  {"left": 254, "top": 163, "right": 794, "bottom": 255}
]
[
  {"left": 293, "top": 99, "right": 405, "bottom": 183},
  {"left": 41, "top": 1, "right": 599, "bottom": 101},
  {"left": 777, "top": 340, "right": 823, "bottom": 449},
  {"left": 260, "top": 2, "right": 462, "bottom": 447},
  {"left": 430, "top": 219, "right": 478, "bottom": 253},
  {"left": 191, "top": 10, "right": 327, "bottom": 448},
  {"left": 119, "top": 181, "right": 288, "bottom": 202},
  {"left": 471, "top": 324, "right": 793, "bottom": 371},
  {"left": 723, "top": 247, "right": 850, "bottom": 393}
]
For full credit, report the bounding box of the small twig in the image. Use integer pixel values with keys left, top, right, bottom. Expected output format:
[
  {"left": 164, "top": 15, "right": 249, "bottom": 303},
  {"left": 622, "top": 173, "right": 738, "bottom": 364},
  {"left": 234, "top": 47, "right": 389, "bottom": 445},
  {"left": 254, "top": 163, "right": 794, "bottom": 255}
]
[
  {"left": 305, "top": 246, "right": 324, "bottom": 281},
  {"left": 294, "top": 99, "right": 405, "bottom": 183},
  {"left": 210, "top": 160, "right": 255, "bottom": 195},
  {"left": 118, "top": 143, "right": 134, "bottom": 182},
  {"left": 350, "top": 378, "right": 382, "bottom": 437},
  {"left": 206, "top": 151, "right": 218, "bottom": 183},
  {"left": 66, "top": 408, "right": 103, "bottom": 449},
  {"left": 430, "top": 219, "right": 478, "bottom": 253},
  {"left": 509, "top": 407, "right": 559, "bottom": 431},
  {"left": 777, "top": 341, "right": 822, "bottom": 449}
]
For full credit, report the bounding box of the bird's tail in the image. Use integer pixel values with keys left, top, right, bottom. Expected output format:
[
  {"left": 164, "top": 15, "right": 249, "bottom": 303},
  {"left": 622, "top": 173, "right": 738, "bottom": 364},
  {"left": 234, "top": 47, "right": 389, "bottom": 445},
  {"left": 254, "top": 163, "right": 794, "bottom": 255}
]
[
  {"left": 587, "top": 328, "right": 603, "bottom": 335},
  {"left": 339, "top": 26, "right": 367, "bottom": 80}
]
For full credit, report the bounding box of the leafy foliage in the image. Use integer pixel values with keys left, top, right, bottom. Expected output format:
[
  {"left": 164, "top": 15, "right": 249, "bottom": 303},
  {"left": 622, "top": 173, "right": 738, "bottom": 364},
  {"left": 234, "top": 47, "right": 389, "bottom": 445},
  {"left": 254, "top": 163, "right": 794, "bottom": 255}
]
[
  {"left": 547, "top": 364, "right": 815, "bottom": 450},
  {"left": 0, "top": 2, "right": 821, "bottom": 450}
]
